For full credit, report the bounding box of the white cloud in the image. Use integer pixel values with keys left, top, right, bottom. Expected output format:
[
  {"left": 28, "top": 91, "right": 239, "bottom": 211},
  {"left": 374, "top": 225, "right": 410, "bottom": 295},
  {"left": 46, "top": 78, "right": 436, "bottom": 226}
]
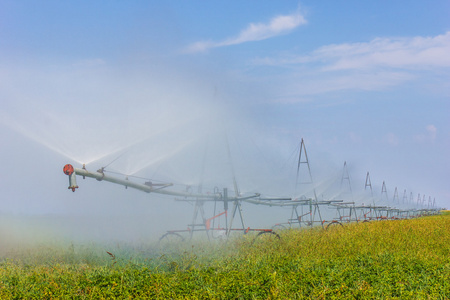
[
  {"left": 281, "top": 71, "right": 415, "bottom": 96},
  {"left": 251, "top": 32, "right": 450, "bottom": 100},
  {"left": 414, "top": 124, "right": 437, "bottom": 143},
  {"left": 256, "top": 31, "right": 450, "bottom": 70},
  {"left": 185, "top": 11, "right": 306, "bottom": 53},
  {"left": 321, "top": 32, "right": 450, "bottom": 71}
]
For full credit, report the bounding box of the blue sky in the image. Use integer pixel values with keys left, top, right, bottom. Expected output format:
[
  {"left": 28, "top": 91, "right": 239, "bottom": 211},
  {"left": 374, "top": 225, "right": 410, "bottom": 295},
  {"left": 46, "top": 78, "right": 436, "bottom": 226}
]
[{"left": 0, "top": 1, "right": 449, "bottom": 238}]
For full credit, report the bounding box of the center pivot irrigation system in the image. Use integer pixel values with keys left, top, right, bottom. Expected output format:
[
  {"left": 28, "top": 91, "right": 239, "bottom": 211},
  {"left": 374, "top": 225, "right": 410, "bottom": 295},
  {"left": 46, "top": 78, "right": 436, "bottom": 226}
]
[{"left": 63, "top": 139, "right": 442, "bottom": 242}]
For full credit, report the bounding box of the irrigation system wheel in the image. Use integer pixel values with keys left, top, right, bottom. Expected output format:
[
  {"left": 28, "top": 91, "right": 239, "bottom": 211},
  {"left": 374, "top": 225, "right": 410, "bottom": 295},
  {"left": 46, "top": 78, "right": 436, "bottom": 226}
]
[
  {"left": 326, "top": 220, "right": 343, "bottom": 230},
  {"left": 272, "top": 224, "right": 287, "bottom": 231},
  {"left": 253, "top": 231, "right": 281, "bottom": 244},
  {"left": 158, "top": 232, "right": 185, "bottom": 250}
]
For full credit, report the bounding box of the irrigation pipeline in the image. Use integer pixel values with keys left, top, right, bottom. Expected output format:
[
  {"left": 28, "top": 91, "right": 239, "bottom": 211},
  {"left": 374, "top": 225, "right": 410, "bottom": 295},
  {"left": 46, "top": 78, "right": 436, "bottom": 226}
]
[
  {"left": 63, "top": 163, "right": 440, "bottom": 221},
  {"left": 63, "top": 162, "right": 441, "bottom": 244},
  {"left": 64, "top": 164, "right": 263, "bottom": 201}
]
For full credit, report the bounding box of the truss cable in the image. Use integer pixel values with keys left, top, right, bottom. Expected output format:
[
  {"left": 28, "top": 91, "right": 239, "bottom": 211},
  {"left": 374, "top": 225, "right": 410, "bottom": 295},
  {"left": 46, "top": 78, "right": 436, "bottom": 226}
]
[
  {"left": 101, "top": 149, "right": 130, "bottom": 171},
  {"left": 278, "top": 141, "right": 301, "bottom": 175}
]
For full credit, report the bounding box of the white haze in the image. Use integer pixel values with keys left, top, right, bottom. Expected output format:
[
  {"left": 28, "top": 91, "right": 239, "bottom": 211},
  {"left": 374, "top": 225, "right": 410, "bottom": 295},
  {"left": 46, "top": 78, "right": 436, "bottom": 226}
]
[{"left": 0, "top": 59, "right": 441, "bottom": 248}]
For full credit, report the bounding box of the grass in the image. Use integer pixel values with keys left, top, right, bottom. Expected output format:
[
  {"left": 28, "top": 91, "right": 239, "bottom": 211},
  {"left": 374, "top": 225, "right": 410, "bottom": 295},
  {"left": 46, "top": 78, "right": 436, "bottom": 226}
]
[{"left": 1, "top": 212, "right": 449, "bottom": 299}]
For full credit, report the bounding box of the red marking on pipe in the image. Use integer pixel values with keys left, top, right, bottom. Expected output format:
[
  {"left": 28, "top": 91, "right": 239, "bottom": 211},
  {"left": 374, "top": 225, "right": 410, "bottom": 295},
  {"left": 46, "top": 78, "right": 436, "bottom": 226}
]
[
  {"left": 68, "top": 186, "right": 78, "bottom": 192},
  {"left": 63, "top": 164, "right": 74, "bottom": 175}
]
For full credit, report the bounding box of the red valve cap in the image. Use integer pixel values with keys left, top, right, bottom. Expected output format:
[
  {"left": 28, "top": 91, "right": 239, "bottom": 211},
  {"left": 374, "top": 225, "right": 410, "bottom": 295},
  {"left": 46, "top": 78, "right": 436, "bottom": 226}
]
[{"left": 63, "top": 164, "right": 74, "bottom": 175}]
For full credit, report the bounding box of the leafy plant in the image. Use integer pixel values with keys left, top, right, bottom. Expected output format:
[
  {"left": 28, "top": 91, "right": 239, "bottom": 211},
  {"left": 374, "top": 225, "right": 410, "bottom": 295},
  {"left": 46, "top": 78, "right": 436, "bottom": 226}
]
[{"left": 0, "top": 213, "right": 449, "bottom": 298}]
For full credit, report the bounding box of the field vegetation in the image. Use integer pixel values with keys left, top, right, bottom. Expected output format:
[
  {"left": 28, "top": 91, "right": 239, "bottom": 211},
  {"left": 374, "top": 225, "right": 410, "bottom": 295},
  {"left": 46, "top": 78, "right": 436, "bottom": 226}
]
[{"left": 1, "top": 212, "right": 449, "bottom": 299}]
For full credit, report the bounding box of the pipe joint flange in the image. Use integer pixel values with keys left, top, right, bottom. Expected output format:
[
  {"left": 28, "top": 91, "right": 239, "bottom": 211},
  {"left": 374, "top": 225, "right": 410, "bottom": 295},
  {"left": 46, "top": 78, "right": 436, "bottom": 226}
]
[{"left": 96, "top": 168, "right": 105, "bottom": 181}]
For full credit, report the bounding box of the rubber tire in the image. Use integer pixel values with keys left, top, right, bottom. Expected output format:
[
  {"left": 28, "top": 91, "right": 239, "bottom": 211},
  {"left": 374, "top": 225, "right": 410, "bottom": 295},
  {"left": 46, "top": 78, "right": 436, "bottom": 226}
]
[
  {"left": 253, "top": 231, "right": 281, "bottom": 244},
  {"left": 158, "top": 232, "right": 185, "bottom": 244},
  {"left": 326, "top": 221, "right": 343, "bottom": 230}
]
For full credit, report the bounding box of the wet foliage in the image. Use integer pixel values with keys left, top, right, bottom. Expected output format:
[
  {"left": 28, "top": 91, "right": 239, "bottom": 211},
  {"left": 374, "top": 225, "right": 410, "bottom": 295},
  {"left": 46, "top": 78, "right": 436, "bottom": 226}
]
[{"left": 1, "top": 213, "right": 449, "bottom": 299}]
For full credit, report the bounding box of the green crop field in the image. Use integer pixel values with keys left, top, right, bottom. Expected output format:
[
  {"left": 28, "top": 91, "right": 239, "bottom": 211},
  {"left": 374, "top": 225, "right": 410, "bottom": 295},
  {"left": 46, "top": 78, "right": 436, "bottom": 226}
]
[{"left": 1, "top": 212, "right": 449, "bottom": 299}]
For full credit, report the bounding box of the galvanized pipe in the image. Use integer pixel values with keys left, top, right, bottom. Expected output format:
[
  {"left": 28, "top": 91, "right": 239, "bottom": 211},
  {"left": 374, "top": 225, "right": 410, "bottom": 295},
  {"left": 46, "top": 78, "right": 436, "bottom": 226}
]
[{"left": 71, "top": 165, "right": 218, "bottom": 199}]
